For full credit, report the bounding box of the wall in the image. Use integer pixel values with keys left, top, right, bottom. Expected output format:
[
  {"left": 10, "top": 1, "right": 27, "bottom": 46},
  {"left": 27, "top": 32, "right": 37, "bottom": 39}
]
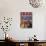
[{"left": 0, "top": 0, "right": 46, "bottom": 40}]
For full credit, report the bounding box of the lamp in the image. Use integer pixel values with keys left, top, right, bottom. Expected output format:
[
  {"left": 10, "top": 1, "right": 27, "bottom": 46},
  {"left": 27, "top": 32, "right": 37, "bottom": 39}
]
[{"left": 29, "top": 0, "right": 44, "bottom": 8}]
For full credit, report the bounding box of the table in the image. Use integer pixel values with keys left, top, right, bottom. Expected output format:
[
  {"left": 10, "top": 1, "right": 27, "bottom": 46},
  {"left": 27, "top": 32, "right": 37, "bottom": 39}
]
[{"left": 5, "top": 39, "right": 46, "bottom": 46}]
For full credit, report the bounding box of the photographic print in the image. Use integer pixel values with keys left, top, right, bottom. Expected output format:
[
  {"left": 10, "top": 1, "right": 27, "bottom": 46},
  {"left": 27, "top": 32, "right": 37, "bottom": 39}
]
[{"left": 20, "top": 12, "right": 32, "bottom": 28}]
